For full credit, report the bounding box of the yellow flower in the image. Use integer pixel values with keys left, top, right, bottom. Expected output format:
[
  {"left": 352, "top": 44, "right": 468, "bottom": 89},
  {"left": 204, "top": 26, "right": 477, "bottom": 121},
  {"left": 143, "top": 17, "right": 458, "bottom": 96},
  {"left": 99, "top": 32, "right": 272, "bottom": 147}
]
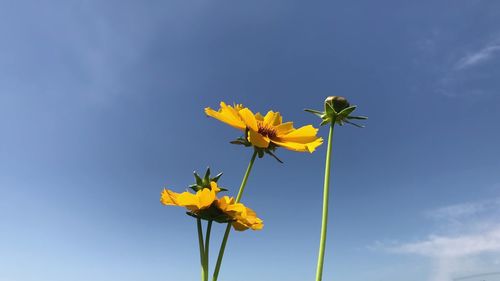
[
  {"left": 216, "top": 196, "right": 264, "bottom": 231},
  {"left": 205, "top": 102, "right": 323, "bottom": 153},
  {"left": 161, "top": 182, "right": 263, "bottom": 231}
]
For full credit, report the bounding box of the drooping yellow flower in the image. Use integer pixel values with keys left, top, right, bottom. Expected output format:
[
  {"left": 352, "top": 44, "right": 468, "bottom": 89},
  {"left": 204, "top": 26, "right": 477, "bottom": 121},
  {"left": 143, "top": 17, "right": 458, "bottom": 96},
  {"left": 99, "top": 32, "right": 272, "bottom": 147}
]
[
  {"left": 205, "top": 102, "right": 323, "bottom": 153},
  {"left": 161, "top": 181, "right": 263, "bottom": 231},
  {"left": 216, "top": 196, "right": 264, "bottom": 231}
]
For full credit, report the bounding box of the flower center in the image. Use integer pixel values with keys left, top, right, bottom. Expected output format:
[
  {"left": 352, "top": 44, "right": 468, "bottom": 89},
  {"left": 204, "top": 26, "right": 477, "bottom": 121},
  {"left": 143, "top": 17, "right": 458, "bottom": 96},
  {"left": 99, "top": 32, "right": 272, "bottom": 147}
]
[{"left": 257, "top": 122, "right": 277, "bottom": 139}]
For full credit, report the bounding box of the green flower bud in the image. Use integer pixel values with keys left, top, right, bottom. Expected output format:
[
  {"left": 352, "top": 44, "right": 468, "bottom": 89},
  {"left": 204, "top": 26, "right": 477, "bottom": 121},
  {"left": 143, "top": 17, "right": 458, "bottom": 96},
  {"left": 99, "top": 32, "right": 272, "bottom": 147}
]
[
  {"left": 325, "top": 96, "right": 350, "bottom": 113},
  {"left": 306, "top": 96, "right": 366, "bottom": 128}
]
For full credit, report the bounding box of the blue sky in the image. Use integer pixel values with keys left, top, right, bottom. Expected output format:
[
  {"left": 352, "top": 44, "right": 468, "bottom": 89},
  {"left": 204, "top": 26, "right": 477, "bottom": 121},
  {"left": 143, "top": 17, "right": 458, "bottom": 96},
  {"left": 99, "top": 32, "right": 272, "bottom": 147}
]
[{"left": 1, "top": 1, "right": 500, "bottom": 281}]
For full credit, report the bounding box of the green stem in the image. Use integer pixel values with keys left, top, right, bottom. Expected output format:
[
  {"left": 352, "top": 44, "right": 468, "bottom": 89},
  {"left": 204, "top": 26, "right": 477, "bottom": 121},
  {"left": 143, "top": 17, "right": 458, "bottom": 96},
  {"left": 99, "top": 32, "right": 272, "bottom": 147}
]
[
  {"left": 315, "top": 123, "right": 335, "bottom": 281},
  {"left": 203, "top": 220, "right": 213, "bottom": 281},
  {"left": 197, "top": 218, "right": 205, "bottom": 281},
  {"left": 212, "top": 150, "right": 258, "bottom": 281},
  {"left": 235, "top": 150, "right": 258, "bottom": 203}
]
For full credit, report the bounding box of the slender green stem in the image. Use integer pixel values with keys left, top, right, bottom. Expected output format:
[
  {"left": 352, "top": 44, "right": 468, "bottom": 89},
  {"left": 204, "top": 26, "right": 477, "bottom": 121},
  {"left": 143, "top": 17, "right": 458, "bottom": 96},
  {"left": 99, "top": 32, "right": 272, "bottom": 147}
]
[
  {"left": 212, "top": 225, "right": 231, "bottom": 281},
  {"left": 203, "top": 220, "right": 213, "bottom": 281},
  {"left": 197, "top": 218, "right": 205, "bottom": 281},
  {"left": 315, "top": 123, "right": 335, "bottom": 281},
  {"left": 212, "top": 150, "right": 258, "bottom": 281},
  {"left": 235, "top": 150, "right": 258, "bottom": 203}
]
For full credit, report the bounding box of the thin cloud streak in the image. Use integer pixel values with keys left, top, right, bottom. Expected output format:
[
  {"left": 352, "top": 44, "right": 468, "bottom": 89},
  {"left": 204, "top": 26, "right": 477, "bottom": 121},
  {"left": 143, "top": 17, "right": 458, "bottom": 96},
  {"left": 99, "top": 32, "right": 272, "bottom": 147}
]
[{"left": 454, "top": 44, "right": 500, "bottom": 70}]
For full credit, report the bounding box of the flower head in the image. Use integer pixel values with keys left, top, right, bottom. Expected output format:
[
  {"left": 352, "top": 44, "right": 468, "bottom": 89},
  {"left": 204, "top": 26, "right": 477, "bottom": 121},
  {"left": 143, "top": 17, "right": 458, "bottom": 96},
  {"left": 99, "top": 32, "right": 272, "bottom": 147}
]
[
  {"left": 160, "top": 168, "right": 263, "bottom": 231},
  {"left": 205, "top": 102, "right": 323, "bottom": 154}
]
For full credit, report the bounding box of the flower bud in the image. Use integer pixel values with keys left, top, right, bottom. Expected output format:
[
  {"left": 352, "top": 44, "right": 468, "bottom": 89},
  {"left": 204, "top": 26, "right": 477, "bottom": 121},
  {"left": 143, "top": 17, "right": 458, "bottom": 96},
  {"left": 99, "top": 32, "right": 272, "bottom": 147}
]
[{"left": 325, "top": 96, "right": 350, "bottom": 113}]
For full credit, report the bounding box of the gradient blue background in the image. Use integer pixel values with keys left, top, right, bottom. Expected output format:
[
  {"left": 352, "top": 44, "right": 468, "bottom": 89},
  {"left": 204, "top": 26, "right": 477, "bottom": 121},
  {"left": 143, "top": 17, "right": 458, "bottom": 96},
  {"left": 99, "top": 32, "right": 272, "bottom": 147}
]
[{"left": 1, "top": 1, "right": 500, "bottom": 281}]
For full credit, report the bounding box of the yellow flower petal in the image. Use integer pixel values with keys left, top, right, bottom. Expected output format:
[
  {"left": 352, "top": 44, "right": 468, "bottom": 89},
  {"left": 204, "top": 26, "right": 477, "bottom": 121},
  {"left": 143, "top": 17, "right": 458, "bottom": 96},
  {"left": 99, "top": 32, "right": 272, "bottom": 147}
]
[
  {"left": 255, "top": 112, "right": 264, "bottom": 121},
  {"left": 263, "top": 111, "right": 277, "bottom": 126},
  {"left": 279, "top": 125, "right": 320, "bottom": 142},
  {"left": 232, "top": 221, "right": 249, "bottom": 231},
  {"left": 210, "top": 181, "right": 221, "bottom": 193},
  {"left": 272, "top": 112, "right": 282, "bottom": 126},
  {"left": 220, "top": 102, "right": 241, "bottom": 120},
  {"left": 305, "top": 137, "right": 324, "bottom": 153},
  {"left": 270, "top": 140, "right": 310, "bottom": 152},
  {"left": 247, "top": 129, "right": 270, "bottom": 148},
  {"left": 205, "top": 103, "right": 246, "bottom": 131},
  {"left": 175, "top": 191, "right": 200, "bottom": 211},
  {"left": 216, "top": 196, "right": 232, "bottom": 210},
  {"left": 238, "top": 108, "right": 258, "bottom": 132},
  {"left": 160, "top": 189, "right": 180, "bottom": 206},
  {"left": 196, "top": 188, "right": 216, "bottom": 209},
  {"left": 275, "top": 122, "right": 295, "bottom": 136}
]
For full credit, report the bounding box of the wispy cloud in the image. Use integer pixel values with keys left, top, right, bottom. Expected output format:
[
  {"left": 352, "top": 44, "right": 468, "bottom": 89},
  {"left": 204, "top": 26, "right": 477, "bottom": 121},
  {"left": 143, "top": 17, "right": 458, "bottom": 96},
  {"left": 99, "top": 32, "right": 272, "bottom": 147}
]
[
  {"left": 382, "top": 198, "right": 500, "bottom": 281},
  {"left": 392, "top": 226, "right": 500, "bottom": 258},
  {"left": 455, "top": 44, "right": 500, "bottom": 70},
  {"left": 415, "top": 32, "right": 500, "bottom": 98},
  {"left": 425, "top": 198, "right": 500, "bottom": 221}
]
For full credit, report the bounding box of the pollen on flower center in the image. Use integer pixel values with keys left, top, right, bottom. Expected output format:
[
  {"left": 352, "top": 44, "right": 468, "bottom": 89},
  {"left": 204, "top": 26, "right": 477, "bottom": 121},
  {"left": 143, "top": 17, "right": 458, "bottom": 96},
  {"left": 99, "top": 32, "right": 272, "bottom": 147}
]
[{"left": 257, "top": 122, "right": 277, "bottom": 138}]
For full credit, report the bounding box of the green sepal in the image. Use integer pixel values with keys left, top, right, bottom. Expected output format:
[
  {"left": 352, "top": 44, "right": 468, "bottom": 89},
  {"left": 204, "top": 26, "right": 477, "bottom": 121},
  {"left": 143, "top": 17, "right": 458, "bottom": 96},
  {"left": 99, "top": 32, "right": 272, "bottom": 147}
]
[
  {"left": 193, "top": 171, "right": 203, "bottom": 186},
  {"left": 186, "top": 212, "right": 198, "bottom": 219},
  {"left": 344, "top": 119, "right": 365, "bottom": 128},
  {"left": 304, "top": 108, "right": 324, "bottom": 118},
  {"left": 338, "top": 106, "right": 357, "bottom": 118},
  {"left": 211, "top": 172, "right": 223, "bottom": 183},
  {"left": 230, "top": 136, "right": 252, "bottom": 147},
  {"left": 203, "top": 167, "right": 211, "bottom": 185},
  {"left": 320, "top": 119, "right": 331, "bottom": 126},
  {"left": 257, "top": 149, "right": 264, "bottom": 158},
  {"left": 347, "top": 115, "right": 368, "bottom": 120},
  {"left": 265, "top": 150, "right": 283, "bottom": 163},
  {"left": 188, "top": 184, "right": 200, "bottom": 192},
  {"left": 324, "top": 101, "right": 336, "bottom": 116},
  {"left": 189, "top": 204, "right": 234, "bottom": 223}
]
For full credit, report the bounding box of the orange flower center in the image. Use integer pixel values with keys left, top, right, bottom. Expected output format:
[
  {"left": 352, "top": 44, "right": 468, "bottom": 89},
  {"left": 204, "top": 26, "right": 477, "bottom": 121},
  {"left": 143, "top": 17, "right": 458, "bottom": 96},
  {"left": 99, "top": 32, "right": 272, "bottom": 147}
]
[{"left": 257, "top": 122, "right": 277, "bottom": 138}]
